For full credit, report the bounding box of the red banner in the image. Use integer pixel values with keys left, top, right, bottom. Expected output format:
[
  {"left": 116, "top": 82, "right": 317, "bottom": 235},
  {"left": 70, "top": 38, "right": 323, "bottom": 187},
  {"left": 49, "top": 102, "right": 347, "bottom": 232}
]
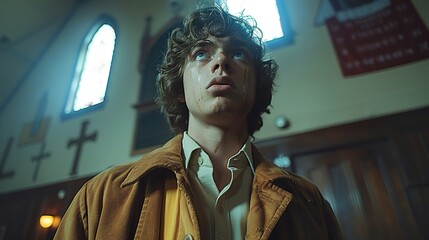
[{"left": 325, "top": 0, "right": 429, "bottom": 76}]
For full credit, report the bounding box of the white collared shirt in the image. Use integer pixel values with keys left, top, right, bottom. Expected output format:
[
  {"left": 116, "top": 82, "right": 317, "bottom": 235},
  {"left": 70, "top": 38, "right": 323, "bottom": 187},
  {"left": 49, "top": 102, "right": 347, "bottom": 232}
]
[{"left": 182, "top": 132, "right": 255, "bottom": 240}]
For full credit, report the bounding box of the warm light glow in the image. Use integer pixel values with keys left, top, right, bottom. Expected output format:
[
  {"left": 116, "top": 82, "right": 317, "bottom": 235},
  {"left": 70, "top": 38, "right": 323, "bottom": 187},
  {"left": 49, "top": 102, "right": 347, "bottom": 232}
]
[
  {"left": 40, "top": 215, "right": 54, "bottom": 228},
  {"left": 39, "top": 215, "right": 61, "bottom": 228}
]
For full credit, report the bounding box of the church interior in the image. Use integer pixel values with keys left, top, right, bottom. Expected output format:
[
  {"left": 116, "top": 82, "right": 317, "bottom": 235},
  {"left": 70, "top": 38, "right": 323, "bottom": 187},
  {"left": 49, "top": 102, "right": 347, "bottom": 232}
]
[{"left": 0, "top": 0, "right": 428, "bottom": 239}]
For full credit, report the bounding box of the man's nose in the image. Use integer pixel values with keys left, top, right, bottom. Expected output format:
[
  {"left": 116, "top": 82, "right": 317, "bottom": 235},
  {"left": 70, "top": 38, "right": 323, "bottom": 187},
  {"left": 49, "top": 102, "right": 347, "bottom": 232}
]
[{"left": 211, "top": 52, "right": 230, "bottom": 73}]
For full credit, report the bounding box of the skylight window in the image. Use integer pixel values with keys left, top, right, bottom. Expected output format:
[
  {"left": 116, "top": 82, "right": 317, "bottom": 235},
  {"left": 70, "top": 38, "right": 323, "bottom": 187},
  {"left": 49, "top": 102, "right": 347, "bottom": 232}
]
[
  {"left": 221, "top": 0, "right": 292, "bottom": 45},
  {"left": 64, "top": 18, "right": 117, "bottom": 116}
]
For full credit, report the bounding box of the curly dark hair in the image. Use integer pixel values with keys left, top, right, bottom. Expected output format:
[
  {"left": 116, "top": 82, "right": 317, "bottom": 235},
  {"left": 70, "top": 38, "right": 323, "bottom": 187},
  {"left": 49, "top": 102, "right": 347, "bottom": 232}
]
[{"left": 156, "top": 4, "right": 278, "bottom": 137}]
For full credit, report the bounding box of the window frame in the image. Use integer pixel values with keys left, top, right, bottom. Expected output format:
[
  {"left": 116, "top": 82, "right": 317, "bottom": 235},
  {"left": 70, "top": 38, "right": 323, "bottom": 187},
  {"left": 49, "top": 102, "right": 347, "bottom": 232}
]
[{"left": 62, "top": 15, "right": 118, "bottom": 120}]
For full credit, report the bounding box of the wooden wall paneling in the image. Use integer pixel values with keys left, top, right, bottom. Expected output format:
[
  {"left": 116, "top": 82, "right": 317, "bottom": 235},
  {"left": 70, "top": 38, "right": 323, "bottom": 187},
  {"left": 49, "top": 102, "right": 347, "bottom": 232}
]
[
  {"left": 0, "top": 176, "right": 91, "bottom": 240},
  {"left": 359, "top": 143, "right": 405, "bottom": 239},
  {"left": 375, "top": 139, "right": 422, "bottom": 239},
  {"left": 391, "top": 127, "right": 429, "bottom": 239},
  {"left": 293, "top": 141, "right": 406, "bottom": 240},
  {"left": 0, "top": 190, "right": 42, "bottom": 240},
  {"left": 256, "top": 107, "right": 429, "bottom": 240}
]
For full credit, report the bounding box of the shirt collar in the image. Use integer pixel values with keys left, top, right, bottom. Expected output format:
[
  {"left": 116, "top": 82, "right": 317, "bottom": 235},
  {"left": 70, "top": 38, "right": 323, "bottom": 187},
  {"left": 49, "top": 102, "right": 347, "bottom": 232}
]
[
  {"left": 182, "top": 132, "right": 255, "bottom": 173},
  {"left": 120, "top": 134, "right": 291, "bottom": 189}
]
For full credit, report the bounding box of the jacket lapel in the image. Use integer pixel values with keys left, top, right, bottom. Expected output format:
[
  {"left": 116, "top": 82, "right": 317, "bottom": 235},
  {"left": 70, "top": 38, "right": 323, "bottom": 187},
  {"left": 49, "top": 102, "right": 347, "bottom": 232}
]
[
  {"left": 246, "top": 146, "right": 294, "bottom": 240},
  {"left": 126, "top": 134, "right": 202, "bottom": 239},
  {"left": 121, "top": 134, "right": 184, "bottom": 188},
  {"left": 133, "top": 173, "right": 165, "bottom": 239}
]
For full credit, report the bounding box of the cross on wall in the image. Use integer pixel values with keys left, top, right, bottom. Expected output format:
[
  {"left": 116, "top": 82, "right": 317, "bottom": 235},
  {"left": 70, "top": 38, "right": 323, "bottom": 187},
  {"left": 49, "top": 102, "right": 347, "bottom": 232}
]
[
  {"left": 0, "top": 137, "right": 15, "bottom": 180},
  {"left": 31, "top": 141, "right": 51, "bottom": 181},
  {"left": 67, "top": 120, "right": 98, "bottom": 176}
]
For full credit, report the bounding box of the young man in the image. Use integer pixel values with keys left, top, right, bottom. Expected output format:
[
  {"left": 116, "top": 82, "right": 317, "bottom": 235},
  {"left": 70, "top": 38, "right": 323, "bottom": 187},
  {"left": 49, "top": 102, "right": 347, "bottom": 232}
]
[{"left": 54, "top": 5, "right": 343, "bottom": 240}]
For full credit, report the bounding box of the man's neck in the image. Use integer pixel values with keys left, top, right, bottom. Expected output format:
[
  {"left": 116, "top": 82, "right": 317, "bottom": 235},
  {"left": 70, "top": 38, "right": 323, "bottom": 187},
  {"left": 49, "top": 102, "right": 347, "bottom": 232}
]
[
  {"left": 187, "top": 117, "right": 249, "bottom": 191},
  {"left": 187, "top": 117, "right": 249, "bottom": 166}
]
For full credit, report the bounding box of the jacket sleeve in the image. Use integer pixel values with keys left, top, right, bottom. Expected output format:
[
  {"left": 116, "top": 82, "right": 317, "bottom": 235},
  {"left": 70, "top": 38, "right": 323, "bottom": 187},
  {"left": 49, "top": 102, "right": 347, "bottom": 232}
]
[
  {"left": 322, "top": 198, "right": 344, "bottom": 240},
  {"left": 54, "top": 183, "right": 88, "bottom": 240}
]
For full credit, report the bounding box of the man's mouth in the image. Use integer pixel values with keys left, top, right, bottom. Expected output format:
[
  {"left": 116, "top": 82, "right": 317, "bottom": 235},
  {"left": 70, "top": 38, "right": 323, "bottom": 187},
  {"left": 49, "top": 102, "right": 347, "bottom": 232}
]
[{"left": 206, "top": 76, "right": 236, "bottom": 90}]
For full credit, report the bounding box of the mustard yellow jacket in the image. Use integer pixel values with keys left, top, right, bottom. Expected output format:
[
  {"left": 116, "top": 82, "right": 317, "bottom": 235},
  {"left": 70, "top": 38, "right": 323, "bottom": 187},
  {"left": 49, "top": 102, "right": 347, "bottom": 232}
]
[{"left": 54, "top": 134, "right": 343, "bottom": 240}]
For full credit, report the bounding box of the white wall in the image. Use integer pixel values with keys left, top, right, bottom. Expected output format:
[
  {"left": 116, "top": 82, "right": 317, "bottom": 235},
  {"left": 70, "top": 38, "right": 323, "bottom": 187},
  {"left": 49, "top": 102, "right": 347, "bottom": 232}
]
[
  {"left": 0, "top": 0, "right": 428, "bottom": 194},
  {"left": 257, "top": 0, "right": 429, "bottom": 140}
]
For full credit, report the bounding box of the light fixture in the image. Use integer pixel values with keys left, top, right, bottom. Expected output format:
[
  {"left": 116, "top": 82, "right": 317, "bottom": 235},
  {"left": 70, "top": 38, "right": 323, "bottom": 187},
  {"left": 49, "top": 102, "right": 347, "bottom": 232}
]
[
  {"left": 273, "top": 154, "right": 291, "bottom": 168},
  {"left": 40, "top": 215, "right": 61, "bottom": 228},
  {"left": 275, "top": 115, "right": 290, "bottom": 129}
]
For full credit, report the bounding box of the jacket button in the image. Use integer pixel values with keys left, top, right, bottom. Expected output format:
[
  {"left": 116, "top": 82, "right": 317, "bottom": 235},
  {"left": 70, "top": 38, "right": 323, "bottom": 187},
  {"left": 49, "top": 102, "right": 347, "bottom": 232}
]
[{"left": 184, "top": 233, "right": 193, "bottom": 240}]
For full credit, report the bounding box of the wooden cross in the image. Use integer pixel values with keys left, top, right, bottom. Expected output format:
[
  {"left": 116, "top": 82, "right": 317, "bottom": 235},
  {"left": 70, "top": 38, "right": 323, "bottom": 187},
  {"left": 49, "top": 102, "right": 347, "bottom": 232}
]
[
  {"left": 0, "top": 137, "right": 15, "bottom": 180},
  {"left": 31, "top": 141, "right": 51, "bottom": 181},
  {"left": 67, "top": 120, "right": 97, "bottom": 176}
]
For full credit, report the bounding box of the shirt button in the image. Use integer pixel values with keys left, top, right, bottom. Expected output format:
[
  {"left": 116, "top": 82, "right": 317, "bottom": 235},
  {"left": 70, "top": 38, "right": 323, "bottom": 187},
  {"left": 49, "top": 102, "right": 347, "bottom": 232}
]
[
  {"left": 184, "top": 233, "right": 194, "bottom": 240},
  {"left": 197, "top": 157, "right": 203, "bottom": 165}
]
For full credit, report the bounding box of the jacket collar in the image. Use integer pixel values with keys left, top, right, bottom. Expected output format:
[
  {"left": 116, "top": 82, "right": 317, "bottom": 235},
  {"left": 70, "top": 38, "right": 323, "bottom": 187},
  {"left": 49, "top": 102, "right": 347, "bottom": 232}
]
[
  {"left": 251, "top": 144, "right": 289, "bottom": 182},
  {"left": 121, "top": 134, "right": 292, "bottom": 188},
  {"left": 121, "top": 134, "right": 185, "bottom": 187},
  {"left": 182, "top": 132, "right": 256, "bottom": 173}
]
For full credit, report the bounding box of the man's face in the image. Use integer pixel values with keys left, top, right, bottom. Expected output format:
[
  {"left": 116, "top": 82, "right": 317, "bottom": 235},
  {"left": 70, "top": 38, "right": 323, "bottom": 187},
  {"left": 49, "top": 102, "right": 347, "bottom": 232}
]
[{"left": 182, "top": 35, "right": 256, "bottom": 128}]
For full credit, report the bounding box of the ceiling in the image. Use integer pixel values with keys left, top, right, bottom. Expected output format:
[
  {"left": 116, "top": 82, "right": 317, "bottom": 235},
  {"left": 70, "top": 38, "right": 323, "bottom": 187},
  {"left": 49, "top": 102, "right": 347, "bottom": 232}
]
[{"left": 0, "top": 0, "right": 84, "bottom": 114}]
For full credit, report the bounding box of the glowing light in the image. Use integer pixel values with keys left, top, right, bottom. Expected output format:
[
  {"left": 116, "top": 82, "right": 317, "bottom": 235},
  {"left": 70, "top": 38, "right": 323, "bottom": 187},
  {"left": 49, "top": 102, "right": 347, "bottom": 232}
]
[
  {"left": 40, "top": 215, "right": 54, "bottom": 228},
  {"left": 273, "top": 154, "right": 291, "bottom": 168},
  {"left": 223, "top": 0, "right": 284, "bottom": 41},
  {"left": 39, "top": 215, "right": 61, "bottom": 228}
]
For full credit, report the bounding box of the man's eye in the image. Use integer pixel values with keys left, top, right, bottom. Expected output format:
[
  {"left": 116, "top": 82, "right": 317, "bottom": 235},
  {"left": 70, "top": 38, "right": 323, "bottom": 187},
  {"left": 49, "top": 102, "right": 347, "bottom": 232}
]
[
  {"left": 232, "top": 51, "right": 247, "bottom": 60},
  {"left": 194, "top": 51, "right": 210, "bottom": 61}
]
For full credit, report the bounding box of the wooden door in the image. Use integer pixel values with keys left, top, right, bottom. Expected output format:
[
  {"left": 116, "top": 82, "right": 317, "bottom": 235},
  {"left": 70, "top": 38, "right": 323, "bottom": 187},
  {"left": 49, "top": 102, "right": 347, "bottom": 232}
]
[{"left": 256, "top": 107, "right": 429, "bottom": 240}]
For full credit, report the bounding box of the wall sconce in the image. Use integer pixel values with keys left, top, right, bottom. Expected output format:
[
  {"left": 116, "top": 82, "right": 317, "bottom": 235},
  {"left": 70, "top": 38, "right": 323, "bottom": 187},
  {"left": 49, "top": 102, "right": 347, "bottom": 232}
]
[
  {"left": 275, "top": 115, "right": 290, "bottom": 129},
  {"left": 39, "top": 215, "right": 61, "bottom": 228}
]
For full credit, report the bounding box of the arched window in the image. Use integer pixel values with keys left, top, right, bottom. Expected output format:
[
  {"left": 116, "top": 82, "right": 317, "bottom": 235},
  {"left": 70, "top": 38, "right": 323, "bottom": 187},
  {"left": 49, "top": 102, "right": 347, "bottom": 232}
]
[
  {"left": 220, "top": 0, "right": 294, "bottom": 48},
  {"left": 63, "top": 16, "right": 117, "bottom": 117}
]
